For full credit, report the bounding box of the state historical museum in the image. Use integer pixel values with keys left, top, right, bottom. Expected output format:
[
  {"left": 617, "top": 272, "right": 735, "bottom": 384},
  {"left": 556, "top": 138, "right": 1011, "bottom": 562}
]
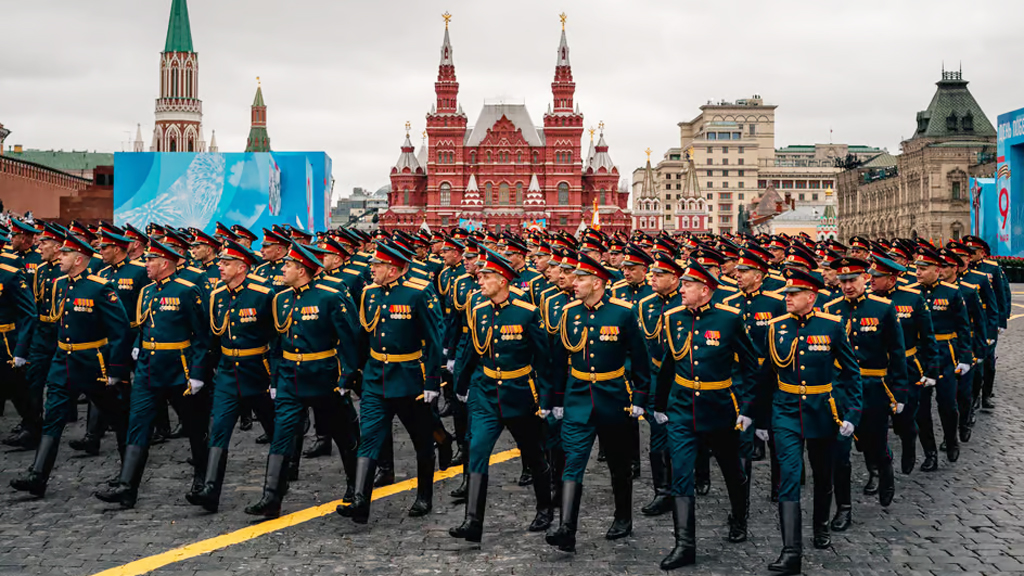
[{"left": 379, "top": 16, "right": 631, "bottom": 234}]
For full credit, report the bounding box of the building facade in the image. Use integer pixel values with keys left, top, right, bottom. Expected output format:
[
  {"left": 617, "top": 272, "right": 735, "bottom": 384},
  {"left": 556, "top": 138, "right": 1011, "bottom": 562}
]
[
  {"left": 331, "top": 186, "right": 389, "bottom": 230},
  {"left": 836, "top": 70, "right": 996, "bottom": 241},
  {"left": 151, "top": 0, "right": 206, "bottom": 153},
  {"left": 379, "top": 17, "right": 630, "bottom": 234}
]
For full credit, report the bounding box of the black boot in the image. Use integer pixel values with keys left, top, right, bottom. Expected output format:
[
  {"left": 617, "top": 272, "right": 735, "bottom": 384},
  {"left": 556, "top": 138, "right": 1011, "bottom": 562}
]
[
  {"left": 812, "top": 480, "right": 832, "bottom": 549},
  {"left": 545, "top": 481, "right": 582, "bottom": 552},
  {"left": 452, "top": 442, "right": 466, "bottom": 467},
  {"left": 605, "top": 468, "right": 632, "bottom": 540},
  {"left": 946, "top": 438, "right": 960, "bottom": 463},
  {"left": 726, "top": 459, "right": 749, "bottom": 543},
  {"left": 408, "top": 454, "right": 434, "bottom": 517},
  {"left": 768, "top": 501, "right": 802, "bottom": 575},
  {"left": 450, "top": 470, "right": 469, "bottom": 501},
  {"left": 94, "top": 445, "right": 148, "bottom": 508},
  {"left": 255, "top": 432, "right": 270, "bottom": 444},
  {"left": 878, "top": 455, "right": 895, "bottom": 507},
  {"left": 830, "top": 462, "right": 852, "bottom": 531},
  {"left": 186, "top": 447, "right": 227, "bottom": 513},
  {"left": 981, "top": 396, "right": 996, "bottom": 411},
  {"left": 517, "top": 459, "right": 533, "bottom": 486},
  {"left": 339, "top": 441, "right": 358, "bottom": 505},
  {"left": 695, "top": 451, "right": 711, "bottom": 496},
  {"left": 641, "top": 451, "right": 672, "bottom": 516},
  {"left": 550, "top": 447, "right": 565, "bottom": 504},
  {"left": 920, "top": 451, "right": 939, "bottom": 472},
  {"left": 374, "top": 462, "right": 395, "bottom": 487},
  {"left": 337, "top": 457, "right": 375, "bottom": 524},
  {"left": 287, "top": 434, "right": 303, "bottom": 481},
  {"left": 901, "top": 433, "right": 917, "bottom": 474},
  {"left": 449, "top": 473, "right": 487, "bottom": 542},
  {"left": 529, "top": 464, "right": 554, "bottom": 531},
  {"left": 752, "top": 438, "right": 766, "bottom": 461},
  {"left": 10, "top": 435, "right": 60, "bottom": 497},
  {"left": 862, "top": 463, "right": 879, "bottom": 495},
  {"left": 660, "top": 496, "right": 696, "bottom": 570},
  {"left": 244, "top": 454, "right": 287, "bottom": 518},
  {"left": 239, "top": 409, "right": 253, "bottom": 431},
  {"left": 69, "top": 402, "right": 104, "bottom": 455},
  {"left": 436, "top": 429, "right": 454, "bottom": 472},
  {"left": 303, "top": 435, "right": 332, "bottom": 458}
]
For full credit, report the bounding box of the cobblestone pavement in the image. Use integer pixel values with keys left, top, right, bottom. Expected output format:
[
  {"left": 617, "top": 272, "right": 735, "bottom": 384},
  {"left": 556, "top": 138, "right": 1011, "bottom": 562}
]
[{"left": 2, "top": 289, "right": 1024, "bottom": 576}]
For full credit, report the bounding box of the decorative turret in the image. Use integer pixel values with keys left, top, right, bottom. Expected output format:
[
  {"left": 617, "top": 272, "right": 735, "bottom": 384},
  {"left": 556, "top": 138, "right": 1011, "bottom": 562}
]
[
  {"left": 208, "top": 130, "right": 219, "bottom": 153},
  {"left": 392, "top": 122, "right": 422, "bottom": 174},
  {"left": 433, "top": 12, "right": 461, "bottom": 116},
  {"left": 133, "top": 124, "right": 144, "bottom": 152},
  {"left": 461, "top": 174, "right": 483, "bottom": 207},
  {"left": 152, "top": 0, "right": 203, "bottom": 152},
  {"left": 245, "top": 78, "right": 271, "bottom": 152},
  {"left": 633, "top": 148, "right": 661, "bottom": 232},
  {"left": 817, "top": 187, "right": 838, "bottom": 240},
  {"left": 525, "top": 174, "right": 544, "bottom": 207},
  {"left": 551, "top": 13, "right": 575, "bottom": 114},
  {"left": 588, "top": 124, "right": 616, "bottom": 173}
]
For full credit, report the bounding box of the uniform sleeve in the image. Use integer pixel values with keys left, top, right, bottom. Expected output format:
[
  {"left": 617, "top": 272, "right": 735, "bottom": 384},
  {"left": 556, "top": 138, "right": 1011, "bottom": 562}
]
[
  {"left": 993, "top": 265, "right": 1011, "bottom": 326},
  {"left": 652, "top": 317, "right": 676, "bottom": 413},
  {"left": 978, "top": 279, "right": 999, "bottom": 344},
  {"left": 454, "top": 305, "right": 479, "bottom": 398},
  {"left": 417, "top": 289, "right": 444, "bottom": 393},
  {"left": 732, "top": 313, "right": 761, "bottom": 418},
  {"left": 331, "top": 287, "right": 360, "bottom": 381},
  {"left": 914, "top": 296, "right": 939, "bottom": 381},
  {"left": 550, "top": 311, "right": 569, "bottom": 409},
  {"left": 950, "top": 291, "right": 972, "bottom": 365},
  {"left": 883, "top": 305, "right": 909, "bottom": 404},
  {"left": 832, "top": 320, "right": 863, "bottom": 427},
  {"left": 625, "top": 306, "right": 652, "bottom": 411},
  {"left": 752, "top": 322, "right": 779, "bottom": 427},
  {"left": 11, "top": 271, "right": 37, "bottom": 359},
  {"left": 186, "top": 285, "right": 210, "bottom": 380},
  {"left": 526, "top": 308, "right": 553, "bottom": 410},
  {"left": 964, "top": 291, "right": 987, "bottom": 362},
  {"left": 99, "top": 284, "right": 132, "bottom": 380}
]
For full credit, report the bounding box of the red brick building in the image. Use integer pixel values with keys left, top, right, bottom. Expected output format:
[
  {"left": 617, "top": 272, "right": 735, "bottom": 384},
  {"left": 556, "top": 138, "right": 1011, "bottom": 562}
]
[{"left": 380, "top": 18, "right": 630, "bottom": 234}]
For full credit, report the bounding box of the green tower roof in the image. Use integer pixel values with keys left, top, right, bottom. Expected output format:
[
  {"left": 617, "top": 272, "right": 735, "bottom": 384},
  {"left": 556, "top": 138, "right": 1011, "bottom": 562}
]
[
  {"left": 253, "top": 85, "right": 265, "bottom": 107},
  {"left": 164, "top": 0, "right": 194, "bottom": 53}
]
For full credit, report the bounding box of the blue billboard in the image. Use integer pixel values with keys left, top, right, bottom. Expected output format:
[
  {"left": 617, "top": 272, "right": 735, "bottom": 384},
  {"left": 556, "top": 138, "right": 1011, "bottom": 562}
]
[
  {"left": 113, "top": 152, "right": 332, "bottom": 249},
  {"left": 985, "top": 107, "right": 1024, "bottom": 256}
]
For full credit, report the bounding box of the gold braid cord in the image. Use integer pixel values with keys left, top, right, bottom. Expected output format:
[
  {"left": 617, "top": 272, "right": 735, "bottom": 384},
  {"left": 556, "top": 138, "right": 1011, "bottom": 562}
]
[
  {"left": 273, "top": 296, "right": 293, "bottom": 334},
  {"left": 470, "top": 306, "right": 492, "bottom": 356},
  {"left": 210, "top": 293, "right": 229, "bottom": 337},
  {"left": 559, "top": 307, "right": 587, "bottom": 353},
  {"left": 639, "top": 305, "right": 662, "bottom": 341},
  {"left": 663, "top": 320, "right": 691, "bottom": 361},
  {"left": 358, "top": 290, "right": 379, "bottom": 333},
  {"left": 768, "top": 324, "right": 797, "bottom": 368}
]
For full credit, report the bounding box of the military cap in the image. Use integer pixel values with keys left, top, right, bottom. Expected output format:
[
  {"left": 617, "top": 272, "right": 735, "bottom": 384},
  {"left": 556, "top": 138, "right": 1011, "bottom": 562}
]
[
  {"left": 914, "top": 246, "right": 943, "bottom": 267},
  {"left": 122, "top": 223, "right": 147, "bottom": 244},
  {"left": 283, "top": 240, "right": 323, "bottom": 272},
  {"left": 961, "top": 235, "right": 990, "bottom": 254},
  {"left": 848, "top": 236, "right": 871, "bottom": 251},
  {"left": 573, "top": 251, "right": 613, "bottom": 282},
  {"left": 650, "top": 252, "right": 685, "bottom": 276},
  {"left": 220, "top": 238, "right": 260, "bottom": 268},
  {"left": 534, "top": 240, "right": 553, "bottom": 256},
  {"left": 143, "top": 237, "right": 183, "bottom": 261},
  {"left": 819, "top": 248, "right": 844, "bottom": 266},
  {"left": 440, "top": 236, "right": 465, "bottom": 252},
  {"left": 231, "top": 224, "right": 258, "bottom": 242},
  {"left": 97, "top": 228, "right": 131, "bottom": 249},
  {"left": 319, "top": 236, "right": 351, "bottom": 258},
  {"left": 693, "top": 246, "right": 726, "bottom": 268},
  {"left": 558, "top": 249, "right": 580, "bottom": 270},
  {"left": 608, "top": 238, "right": 626, "bottom": 254},
  {"left": 937, "top": 248, "right": 963, "bottom": 268},
  {"left": 191, "top": 228, "right": 221, "bottom": 249},
  {"left": 9, "top": 218, "right": 38, "bottom": 236},
  {"left": 830, "top": 256, "right": 870, "bottom": 280},
  {"left": 449, "top": 227, "right": 470, "bottom": 240},
  {"left": 736, "top": 249, "right": 769, "bottom": 273},
  {"left": 716, "top": 240, "right": 741, "bottom": 261},
  {"left": 482, "top": 231, "right": 500, "bottom": 245},
  {"left": 262, "top": 228, "right": 290, "bottom": 246},
  {"left": 162, "top": 229, "right": 191, "bottom": 252},
  {"left": 478, "top": 248, "right": 519, "bottom": 282},
  {"left": 579, "top": 238, "right": 607, "bottom": 254},
  {"left": 869, "top": 256, "right": 907, "bottom": 277},
  {"left": 766, "top": 235, "right": 789, "bottom": 250},
  {"left": 945, "top": 241, "right": 971, "bottom": 257},
  {"left": 503, "top": 235, "right": 530, "bottom": 255},
  {"left": 622, "top": 244, "right": 654, "bottom": 267},
  {"left": 680, "top": 259, "right": 719, "bottom": 288},
  {"left": 38, "top": 223, "right": 66, "bottom": 243},
  {"left": 214, "top": 222, "right": 237, "bottom": 241},
  {"left": 784, "top": 245, "right": 818, "bottom": 270},
  {"left": 781, "top": 267, "right": 824, "bottom": 293},
  {"left": 0, "top": 232, "right": 9, "bottom": 246},
  {"left": 463, "top": 239, "right": 482, "bottom": 258},
  {"left": 287, "top": 226, "right": 313, "bottom": 244},
  {"left": 888, "top": 242, "right": 913, "bottom": 261},
  {"left": 369, "top": 241, "right": 411, "bottom": 267},
  {"left": 62, "top": 234, "right": 97, "bottom": 256}
]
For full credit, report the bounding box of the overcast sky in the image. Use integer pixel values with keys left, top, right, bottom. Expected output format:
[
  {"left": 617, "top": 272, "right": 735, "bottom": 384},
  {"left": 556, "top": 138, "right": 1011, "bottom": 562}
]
[{"left": 3, "top": 0, "right": 1021, "bottom": 201}]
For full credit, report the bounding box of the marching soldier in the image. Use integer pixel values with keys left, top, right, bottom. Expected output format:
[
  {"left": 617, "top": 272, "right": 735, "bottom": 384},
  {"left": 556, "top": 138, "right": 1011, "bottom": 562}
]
[
  {"left": 653, "top": 260, "right": 759, "bottom": 570},
  {"left": 822, "top": 257, "right": 908, "bottom": 532},
  {"left": 190, "top": 229, "right": 223, "bottom": 289},
  {"left": 186, "top": 240, "right": 277, "bottom": 513},
  {"left": 757, "top": 268, "right": 861, "bottom": 576},
  {"left": 0, "top": 232, "right": 38, "bottom": 450},
  {"left": 448, "top": 250, "right": 553, "bottom": 543},
  {"left": 254, "top": 228, "right": 291, "bottom": 292},
  {"left": 545, "top": 252, "right": 651, "bottom": 553},
  {"left": 338, "top": 241, "right": 443, "bottom": 524},
  {"left": 11, "top": 234, "right": 131, "bottom": 498},
  {"left": 962, "top": 235, "right": 1009, "bottom": 410}
]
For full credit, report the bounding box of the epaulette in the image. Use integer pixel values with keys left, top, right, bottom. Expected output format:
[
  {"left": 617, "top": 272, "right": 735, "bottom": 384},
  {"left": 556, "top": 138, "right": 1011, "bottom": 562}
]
[
  {"left": 562, "top": 300, "right": 582, "bottom": 314},
  {"left": 510, "top": 286, "right": 525, "bottom": 296},
  {"left": 350, "top": 260, "right": 367, "bottom": 268},
  {"left": 897, "top": 285, "right": 921, "bottom": 294},
  {"left": 720, "top": 275, "right": 738, "bottom": 286},
  {"left": 718, "top": 285, "right": 738, "bottom": 293},
  {"left": 824, "top": 296, "right": 845, "bottom": 309},
  {"left": 406, "top": 276, "right": 429, "bottom": 285},
  {"left": 714, "top": 303, "right": 741, "bottom": 314},
  {"left": 960, "top": 281, "right": 978, "bottom": 290},
  {"left": 610, "top": 297, "right": 633, "bottom": 309},
  {"left": 320, "top": 275, "right": 343, "bottom": 284},
  {"left": 129, "top": 260, "right": 146, "bottom": 267},
  {"left": 638, "top": 292, "right": 660, "bottom": 306},
  {"left": 940, "top": 281, "right": 959, "bottom": 289},
  {"left": 764, "top": 290, "right": 785, "bottom": 301},
  {"left": 868, "top": 294, "right": 891, "bottom": 304},
  {"left": 815, "top": 311, "right": 843, "bottom": 323},
  {"left": 455, "top": 273, "right": 471, "bottom": 282},
  {"left": 905, "top": 282, "right": 921, "bottom": 289},
  {"left": 1, "top": 253, "right": 18, "bottom": 261},
  {"left": 768, "top": 314, "right": 794, "bottom": 325},
  {"left": 0, "top": 263, "right": 18, "bottom": 273},
  {"left": 211, "top": 284, "right": 228, "bottom": 297},
  {"left": 473, "top": 300, "right": 492, "bottom": 313},
  {"left": 247, "top": 273, "right": 267, "bottom": 283},
  {"left": 512, "top": 299, "right": 537, "bottom": 312},
  {"left": 247, "top": 283, "right": 272, "bottom": 294},
  {"left": 983, "top": 259, "right": 997, "bottom": 265},
  {"left": 722, "top": 291, "right": 743, "bottom": 305},
  {"left": 343, "top": 268, "right": 360, "bottom": 276},
  {"left": 664, "top": 304, "right": 686, "bottom": 317},
  {"left": 316, "top": 284, "right": 339, "bottom": 294},
  {"left": 187, "top": 266, "right": 204, "bottom": 274},
  {"left": 87, "top": 274, "right": 109, "bottom": 284},
  {"left": 174, "top": 278, "right": 196, "bottom": 288},
  {"left": 402, "top": 280, "right": 426, "bottom": 291},
  {"left": 611, "top": 279, "right": 629, "bottom": 290}
]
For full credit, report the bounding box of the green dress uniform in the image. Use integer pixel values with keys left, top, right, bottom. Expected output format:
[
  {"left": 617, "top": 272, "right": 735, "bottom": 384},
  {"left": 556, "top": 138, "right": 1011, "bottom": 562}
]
[
  {"left": 254, "top": 258, "right": 288, "bottom": 292},
  {"left": 25, "top": 259, "right": 63, "bottom": 433},
  {"left": 955, "top": 278, "right": 988, "bottom": 438},
  {"left": 967, "top": 247, "right": 1009, "bottom": 405},
  {"left": 0, "top": 259, "right": 39, "bottom": 441}
]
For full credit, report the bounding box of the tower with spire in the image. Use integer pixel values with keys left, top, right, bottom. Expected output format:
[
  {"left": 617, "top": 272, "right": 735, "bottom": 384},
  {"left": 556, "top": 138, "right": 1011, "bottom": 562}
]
[
  {"left": 245, "top": 78, "right": 271, "bottom": 152},
  {"left": 675, "top": 147, "right": 709, "bottom": 232},
  {"left": 151, "top": 0, "right": 205, "bottom": 152},
  {"left": 816, "top": 187, "right": 838, "bottom": 240},
  {"left": 633, "top": 148, "right": 662, "bottom": 232}
]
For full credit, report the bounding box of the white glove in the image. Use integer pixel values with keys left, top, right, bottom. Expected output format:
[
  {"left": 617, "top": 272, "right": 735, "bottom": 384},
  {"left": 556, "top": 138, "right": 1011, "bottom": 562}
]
[
  {"left": 12, "top": 357, "right": 26, "bottom": 368},
  {"left": 446, "top": 359, "right": 455, "bottom": 373},
  {"left": 629, "top": 405, "right": 645, "bottom": 418},
  {"left": 552, "top": 407, "right": 564, "bottom": 420},
  {"left": 442, "top": 348, "right": 449, "bottom": 356},
  {"left": 132, "top": 348, "right": 139, "bottom": 361},
  {"left": 423, "top": 390, "right": 439, "bottom": 403},
  {"left": 895, "top": 402, "right": 905, "bottom": 414},
  {"left": 736, "top": 415, "right": 753, "bottom": 431},
  {"left": 987, "top": 339, "right": 995, "bottom": 346},
  {"left": 539, "top": 409, "right": 551, "bottom": 418},
  {"left": 999, "top": 327, "right": 1006, "bottom": 335},
  {"left": 652, "top": 411, "right": 669, "bottom": 424},
  {"left": 270, "top": 388, "right": 277, "bottom": 400},
  {"left": 956, "top": 363, "right": 972, "bottom": 375},
  {"left": 839, "top": 421, "right": 855, "bottom": 437},
  {"left": 457, "top": 393, "right": 468, "bottom": 403},
  {"left": 106, "top": 377, "right": 121, "bottom": 387},
  {"left": 921, "top": 377, "right": 937, "bottom": 387},
  {"left": 337, "top": 388, "right": 346, "bottom": 396},
  {"left": 756, "top": 429, "right": 769, "bottom": 442},
  {"left": 187, "top": 379, "right": 204, "bottom": 395}
]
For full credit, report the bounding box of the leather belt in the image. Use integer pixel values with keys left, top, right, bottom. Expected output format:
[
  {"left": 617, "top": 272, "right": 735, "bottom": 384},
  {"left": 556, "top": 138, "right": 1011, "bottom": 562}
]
[
  {"left": 570, "top": 366, "right": 626, "bottom": 382},
  {"left": 38, "top": 316, "right": 58, "bottom": 324},
  {"left": 905, "top": 347, "right": 917, "bottom": 357},
  {"left": 283, "top": 349, "right": 336, "bottom": 362},
  {"left": 369, "top": 349, "right": 422, "bottom": 363},
  {"left": 652, "top": 358, "right": 663, "bottom": 368},
  {"left": 778, "top": 381, "right": 833, "bottom": 395},
  {"left": 674, "top": 375, "right": 732, "bottom": 391},
  {"left": 58, "top": 338, "right": 108, "bottom": 352},
  {"left": 0, "top": 323, "right": 14, "bottom": 333},
  {"left": 221, "top": 345, "right": 269, "bottom": 357},
  {"left": 935, "top": 333, "right": 956, "bottom": 341},
  {"left": 860, "top": 368, "right": 887, "bottom": 377},
  {"left": 482, "top": 365, "right": 532, "bottom": 380},
  {"left": 142, "top": 340, "right": 190, "bottom": 351}
]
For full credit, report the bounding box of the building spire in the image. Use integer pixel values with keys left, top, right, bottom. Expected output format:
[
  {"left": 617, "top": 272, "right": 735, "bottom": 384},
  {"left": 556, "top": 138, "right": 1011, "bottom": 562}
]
[
  {"left": 164, "top": 0, "right": 194, "bottom": 53},
  {"left": 433, "top": 13, "right": 460, "bottom": 115},
  {"left": 245, "top": 78, "right": 270, "bottom": 152},
  {"left": 133, "top": 124, "right": 144, "bottom": 152},
  {"left": 551, "top": 13, "right": 575, "bottom": 114}
]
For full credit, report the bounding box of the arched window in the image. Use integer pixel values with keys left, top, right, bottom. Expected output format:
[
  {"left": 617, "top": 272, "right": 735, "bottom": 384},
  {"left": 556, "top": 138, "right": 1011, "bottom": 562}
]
[
  {"left": 499, "top": 183, "right": 510, "bottom": 205},
  {"left": 485, "top": 183, "right": 493, "bottom": 205},
  {"left": 599, "top": 188, "right": 606, "bottom": 205},
  {"left": 486, "top": 151, "right": 492, "bottom": 163},
  {"left": 186, "top": 69, "right": 192, "bottom": 98},
  {"left": 516, "top": 183, "right": 523, "bottom": 205},
  {"left": 171, "top": 66, "right": 179, "bottom": 97},
  {"left": 437, "top": 151, "right": 443, "bottom": 163},
  {"left": 533, "top": 151, "right": 539, "bottom": 163},
  {"left": 403, "top": 188, "right": 409, "bottom": 204},
  {"left": 640, "top": 217, "right": 646, "bottom": 229},
  {"left": 169, "top": 138, "right": 177, "bottom": 152},
  {"left": 440, "top": 183, "right": 451, "bottom": 206},
  {"left": 187, "top": 137, "right": 194, "bottom": 152},
  {"left": 681, "top": 216, "right": 690, "bottom": 229},
  {"left": 568, "top": 151, "right": 573, "bottom": 164},
  {"left": 558, "top": 182, "right": 569, "bottom": 205},
  {"left": 517, "top": 151, "right": 522, "bottom": 163},
  {"left": 470, "top": 151, "right": 476, "bottom": 164}
]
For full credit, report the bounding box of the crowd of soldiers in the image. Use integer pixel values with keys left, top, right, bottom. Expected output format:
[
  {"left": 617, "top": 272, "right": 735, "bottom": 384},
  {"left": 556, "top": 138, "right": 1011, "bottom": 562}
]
[{"left": 0, "top": 217, "right": 1009, "bottom": 574}]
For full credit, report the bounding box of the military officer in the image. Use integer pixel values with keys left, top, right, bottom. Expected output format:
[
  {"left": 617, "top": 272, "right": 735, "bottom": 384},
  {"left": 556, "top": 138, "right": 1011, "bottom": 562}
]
[
  {"left": 0, "top": 232, "right": 39, "bottom": 449},
  {"left": 908, "top": 246, "right": 971, "bottom": 471},
  {"left": 867, "top": 256, "right": 938, "bottom": 474},
  {"left": 190, "top": 229, "right": 223, "bottom": 289},
  {"left": 756, "top": 268, "right": 862, "bottom": 576},
  {"left": 545, "top": 252, "right": 651, "bottom": 553},
  {"left": 5, "top": 218, "right": 42, "bottom": 283},
  {"left": 962, "top": 235, "right": 1009, "bottom": 410},
  {"left": 822, "top": 257, "right": 908, "bottom": 533},
  {"left": 338, "top": 241, "right": 443, "bottom": 524},
  {"left": 11, "top": 234, "right": 131, "bottom": 498},
  {"left": 254, "top": 228, "right": 290, "bottom": 292},
  {"left": 653, "top": 260, "right": 760, "bottom": 570},
  {"left": 448, "top": 251, "right": 553, "bottom": 543},
  {"left": 186, "top": 240, "right": 277, "bottom": 513}
]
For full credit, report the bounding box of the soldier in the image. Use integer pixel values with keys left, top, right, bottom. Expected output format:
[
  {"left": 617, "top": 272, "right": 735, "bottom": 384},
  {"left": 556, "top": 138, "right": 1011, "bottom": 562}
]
[
  {"left": 338, "top": 241, "right": 443, "bottom": 524},
  {"left": 908, "top": 246, "right": 971, "bottom": 471},
  {"left": 545, "top": 252, "right": 651, "bottom": 553},
  {"left": 190, "top": 229, "right": 223, "bottom": 289},
  {"left": 124, "top": 224, "right": 149, "bottom": 262},
  {"left": 962, "top": 235, "right": 1009, "bottom": 410},
  {"left": 822, "top": 257, "right": 908, "bottom": 532},
  {"left": 653, "top": 260, "right": 759, "bottom": 570},
  {"left": 254, "top": 228, "right": 290, "bottom": 292},
  {"left": 448, "top": 251, "right": 553, "bottom": 543},
  {"left": 757, "top": 268, "right": 861, "bottom": 576},
  {"left": 186, "top": 240, "right": 277, "bottom": 513},
  {"left": 867, "top": 256, "right": 938, "bottom": 474},
  {"left": 5, "top": 218, "right": 42, "bottom": 280},
  {"left": 11, "top": 234, "right": 131, "bottom": 498},
  {"left": 0, "top": 231, "right": 38, "bottom": 450},
  {"left": 245, "top": 241, "right": 361, "bottom": 518}
]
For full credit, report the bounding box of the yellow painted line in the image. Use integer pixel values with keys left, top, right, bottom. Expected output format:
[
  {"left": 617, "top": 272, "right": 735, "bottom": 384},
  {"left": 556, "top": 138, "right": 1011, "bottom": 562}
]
[
  {"left": 1010, "top": 313, "right": 1024, "bottom": 322},
  {"left": 93, "top": 448, "right": 521, "bottom": 576},
  {"left": 1012, "top": 303, "right": 1024, "bottom": 309}
]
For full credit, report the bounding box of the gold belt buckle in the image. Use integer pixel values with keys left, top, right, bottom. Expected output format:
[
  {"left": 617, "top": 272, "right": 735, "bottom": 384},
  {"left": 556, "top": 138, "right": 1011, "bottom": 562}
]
[
  {"left": 295, "top": 353, "right": 304, "bottom": 362},
  {"left": 799, "top": 384, "right": 807, "bottom": 395},
  {"left": 496, "top": 368, "right": 502, "bottom": 379},
  {"left": 589, "top": 372, "right": 597, "bottom": 383},
  {"left": 382, "top": 353, "right": 389, "bottom": 363},
  {"left": 694, "top": 380, "right": 702, "bottom": 391}
]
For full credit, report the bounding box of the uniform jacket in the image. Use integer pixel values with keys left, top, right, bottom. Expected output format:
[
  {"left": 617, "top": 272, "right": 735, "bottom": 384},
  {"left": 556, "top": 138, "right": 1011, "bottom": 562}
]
[
  {"left": 134, "top": 274, "right": 210, "bottom": 388},
  {"left": 873, "top": 284, "right": 939, "bottom": 382},
  {"left": 50, "top": 272, "right": 132, "bottom": 384},
  {"left": 910, "top": 281, "right": 971, "bottom": 367},
  {"left": 211, "top": 280, "right": 275, "bottom": 396},
  {"left": 0, "top": 262, "right": 37, "bottom": 360}
]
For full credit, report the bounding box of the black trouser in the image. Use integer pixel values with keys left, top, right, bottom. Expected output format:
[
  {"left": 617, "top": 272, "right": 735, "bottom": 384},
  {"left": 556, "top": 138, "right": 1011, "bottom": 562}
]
[{"left": 0, "top": 362, "right": 38, "bottom": 433}]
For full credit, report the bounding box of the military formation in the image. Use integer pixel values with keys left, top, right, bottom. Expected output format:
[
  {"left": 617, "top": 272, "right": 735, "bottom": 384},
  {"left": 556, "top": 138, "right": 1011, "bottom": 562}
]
[{"left": 0, "top": 217, "right": 1010, "bottom": 574}]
